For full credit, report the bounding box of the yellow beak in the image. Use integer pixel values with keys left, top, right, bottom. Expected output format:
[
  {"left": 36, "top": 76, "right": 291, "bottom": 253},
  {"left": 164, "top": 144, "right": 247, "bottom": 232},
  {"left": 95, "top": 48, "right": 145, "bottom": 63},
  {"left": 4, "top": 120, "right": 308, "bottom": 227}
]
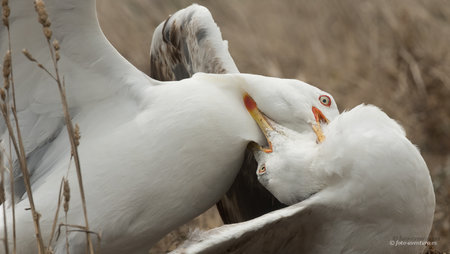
[
  {"left": 243, "top": 93, "right": 330, "bottom": 150},
  {"left": 311, "top": 106, "right": 329, "bottom": 143},
  {"left": 244, "top": 93, "right": 274, "bottom": 153}
]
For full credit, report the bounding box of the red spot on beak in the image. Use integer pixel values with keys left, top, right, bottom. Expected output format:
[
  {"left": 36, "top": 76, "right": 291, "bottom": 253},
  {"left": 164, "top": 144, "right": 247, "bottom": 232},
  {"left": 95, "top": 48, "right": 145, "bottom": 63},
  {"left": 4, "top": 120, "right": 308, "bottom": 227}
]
[
  {"left": 244, "top": 93, "right": 257, "bottom": 111},
  {"left": 312, "top": 107, "right": 329, "bottom": 124}
]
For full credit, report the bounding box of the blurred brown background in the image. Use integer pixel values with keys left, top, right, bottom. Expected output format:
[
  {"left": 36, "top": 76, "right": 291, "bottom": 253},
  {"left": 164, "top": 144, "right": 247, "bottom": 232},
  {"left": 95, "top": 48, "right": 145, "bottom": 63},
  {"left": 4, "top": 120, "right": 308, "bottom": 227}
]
[{"left": 97, "top": 0, "right": 450, "bottom": 252}]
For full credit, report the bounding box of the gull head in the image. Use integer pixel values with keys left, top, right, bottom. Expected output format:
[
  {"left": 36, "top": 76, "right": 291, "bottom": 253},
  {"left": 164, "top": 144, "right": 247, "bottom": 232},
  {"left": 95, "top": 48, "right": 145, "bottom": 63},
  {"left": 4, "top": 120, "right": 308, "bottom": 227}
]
[
  {"left": 243, "top": 93, "right": 336, "bottom": 205},
  {"left": 237, "top": 74, "right": 339, "bottom": 135}
]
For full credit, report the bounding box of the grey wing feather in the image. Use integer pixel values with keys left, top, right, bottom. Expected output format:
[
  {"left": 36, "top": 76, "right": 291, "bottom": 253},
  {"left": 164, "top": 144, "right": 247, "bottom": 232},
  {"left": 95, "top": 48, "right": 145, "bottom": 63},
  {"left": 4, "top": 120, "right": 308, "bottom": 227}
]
[
  {"left": 170, "top": 202, "right": 327, "bottom": 254},
  {"left": 150, "top": 4, "right": 239, "bottom": 81}
]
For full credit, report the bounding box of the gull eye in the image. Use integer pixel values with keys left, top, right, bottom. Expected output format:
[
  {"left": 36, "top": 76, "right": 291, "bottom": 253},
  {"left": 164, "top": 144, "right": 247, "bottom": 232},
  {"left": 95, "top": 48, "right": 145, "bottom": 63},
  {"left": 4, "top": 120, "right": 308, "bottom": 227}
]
[
  {"left": 319, "top": 95, "right": 331, "bottom": 107},
  {"left": 258, "top": 165, "right": 266, "bottom": 174}
]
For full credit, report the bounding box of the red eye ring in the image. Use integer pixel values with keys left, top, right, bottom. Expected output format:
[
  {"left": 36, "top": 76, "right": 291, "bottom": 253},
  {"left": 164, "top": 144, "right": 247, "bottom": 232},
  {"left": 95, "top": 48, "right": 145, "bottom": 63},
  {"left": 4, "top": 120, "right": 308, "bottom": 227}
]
[{"left": 319, "top": 95, "right": 331, "bottom": 107}]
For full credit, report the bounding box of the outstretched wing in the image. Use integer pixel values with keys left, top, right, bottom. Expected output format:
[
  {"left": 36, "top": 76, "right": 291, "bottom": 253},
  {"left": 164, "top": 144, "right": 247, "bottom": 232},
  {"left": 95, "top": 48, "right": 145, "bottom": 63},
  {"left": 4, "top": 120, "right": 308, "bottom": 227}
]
[
  {"left": 170, "top": 201, "right": 327, "bottom": 254},
  {"left": 149, "top": 4, "right": 286, "bottom": 225},
  {"left": 0, "top": 0, "right": 154, "bottom": 201}
]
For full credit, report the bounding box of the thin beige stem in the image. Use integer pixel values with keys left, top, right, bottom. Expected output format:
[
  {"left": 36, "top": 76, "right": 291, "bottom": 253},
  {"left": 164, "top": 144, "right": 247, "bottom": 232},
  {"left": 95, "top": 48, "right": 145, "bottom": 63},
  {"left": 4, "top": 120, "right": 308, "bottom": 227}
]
[
  {"left": 1, "top": 144, "right": 16, "bottom": 254},
  {"left": 57, "top": 224, "right": 101, "bottom": 241},
  {"left": 6, "top": 17, "right": 17, "bottom": 125},
  {"left": 4, "top": 4, "right": 32, "bottom": 252},
  {"left": 21, "top": 50, "right": 57, "bottom": 81},
  {"left": 46, "top": 178, "right": 64, "bottom": 249},
  {"left": 1, "top": 202, "right": 8, "bottom": 254},
  {"left": 8, "top": 165, "right": 15, "bottom": 254},
  {"left": 24, "top": 1, "right": 98, "bottom": 252},
  {"left": 0, "top": 152, "right": 9, "bottom": 254},
  {"left": 0, "top": 104, "right": 45, "bottom": 253},
  {"left": 65, "top": 212, "right": 69, "bottom": 254},
  {"left": 5, "top": 14, "right": 17, "bottom": 254},
  {"left": 45, "top": 38, "right": 95, "bottom": 253},
  {"left": 11, "top": 107, "right": 45, "bottom": 253}
]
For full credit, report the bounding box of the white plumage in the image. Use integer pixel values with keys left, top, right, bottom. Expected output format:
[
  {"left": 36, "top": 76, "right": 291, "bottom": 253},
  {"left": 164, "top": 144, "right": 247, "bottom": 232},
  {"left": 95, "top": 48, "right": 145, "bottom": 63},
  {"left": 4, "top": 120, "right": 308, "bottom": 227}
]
[
  {"left": 0, "top": 1, "right": 338, "bottom": 253},
  {"left": 173, "top": 102, "right": 435, "bottom": 254}
]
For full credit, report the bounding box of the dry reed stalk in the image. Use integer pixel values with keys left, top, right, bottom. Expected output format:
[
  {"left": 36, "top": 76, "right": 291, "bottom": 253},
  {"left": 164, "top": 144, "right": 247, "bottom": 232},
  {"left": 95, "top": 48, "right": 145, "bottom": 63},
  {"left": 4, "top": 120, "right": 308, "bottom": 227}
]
[
  {"left": 47, "top": 152, "right": 73, "bottom": 254},
  {"left": 26, "top": 0, "right": 95, "bottom": 252},
  {"left": 2, "top": 0, "right": 44, "bottom": 252},
  {"left": 56, "top": 224, "right": 101, "bottom": 253},
  {"left": 0, "top": 153, "right": 9, "bottom": 254},
  {"left": 46, "top": 178, "right": 64, "bottom": 252},
  {"left": 63, "top": 179, "right": 70, "bottom": 254},
  {"left": 7, "top": 160, "right": 14, "bottom": 254},
  {"left": 3, "top": 0, "right": 17, "bottom": 251},
  {"left": 5, "top": 147, "right": 15, "bottom": 254},
  {"left": 0, "top": 54, "right": 46, "bottom": 254},
  {"left": 0, "top": 146, "right": 16, "bottom": 254}
]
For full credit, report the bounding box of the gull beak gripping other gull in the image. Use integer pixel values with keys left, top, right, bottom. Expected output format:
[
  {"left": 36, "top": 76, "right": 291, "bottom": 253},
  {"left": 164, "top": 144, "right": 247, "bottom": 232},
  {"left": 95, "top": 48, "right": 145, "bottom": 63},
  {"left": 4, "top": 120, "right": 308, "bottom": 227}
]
[
  {"left": 244, "top": 92, "right": 330, "bottom": 152},
  {"left": 172, "top": 93, "right": 435, "bottom": 254},
  {"left": 0, "top": 1, "right": 436, "bottom": 254},
  {"left": 0, "top": 1, "right": 358, "bottom": 253},
  {"left": 150, "top": 4, "right": 337, "bottom": 224}
]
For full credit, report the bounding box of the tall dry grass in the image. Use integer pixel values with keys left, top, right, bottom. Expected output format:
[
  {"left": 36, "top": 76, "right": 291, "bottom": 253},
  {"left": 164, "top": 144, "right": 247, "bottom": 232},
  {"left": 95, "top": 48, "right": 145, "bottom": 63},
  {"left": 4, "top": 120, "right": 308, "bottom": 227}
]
[
  {"left": 97, "top": 0, "right": 450, "bottom": 252},
  {"left": 1, "top": 0, "right": 98, "bottom": 253},
  {"left": 1, "top": 0, "right": 44, "bottom": 252}
]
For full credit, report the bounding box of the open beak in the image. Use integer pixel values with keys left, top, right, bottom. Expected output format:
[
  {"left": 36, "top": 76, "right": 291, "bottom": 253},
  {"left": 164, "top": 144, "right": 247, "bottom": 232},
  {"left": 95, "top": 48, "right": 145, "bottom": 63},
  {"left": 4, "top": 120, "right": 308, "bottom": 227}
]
[
  {"left": 244, "top": 93, "right": 275, "bottom": 153},
  {"left": 311, "top": 107, "right": 329, "bottom": 143}
]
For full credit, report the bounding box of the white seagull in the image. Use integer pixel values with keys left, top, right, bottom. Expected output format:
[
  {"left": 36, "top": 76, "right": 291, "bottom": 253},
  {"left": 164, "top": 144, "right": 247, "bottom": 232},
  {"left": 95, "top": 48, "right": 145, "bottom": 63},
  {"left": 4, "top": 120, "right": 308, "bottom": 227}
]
[
  {"left": 150, "top": 5, "right": 302, "bottom": 224},
  {"left": 0, "top": 2, "right": 339, "bottom": 253},
  {"left": 171, "top": 96, "right": 436, "bottom": 254}
]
